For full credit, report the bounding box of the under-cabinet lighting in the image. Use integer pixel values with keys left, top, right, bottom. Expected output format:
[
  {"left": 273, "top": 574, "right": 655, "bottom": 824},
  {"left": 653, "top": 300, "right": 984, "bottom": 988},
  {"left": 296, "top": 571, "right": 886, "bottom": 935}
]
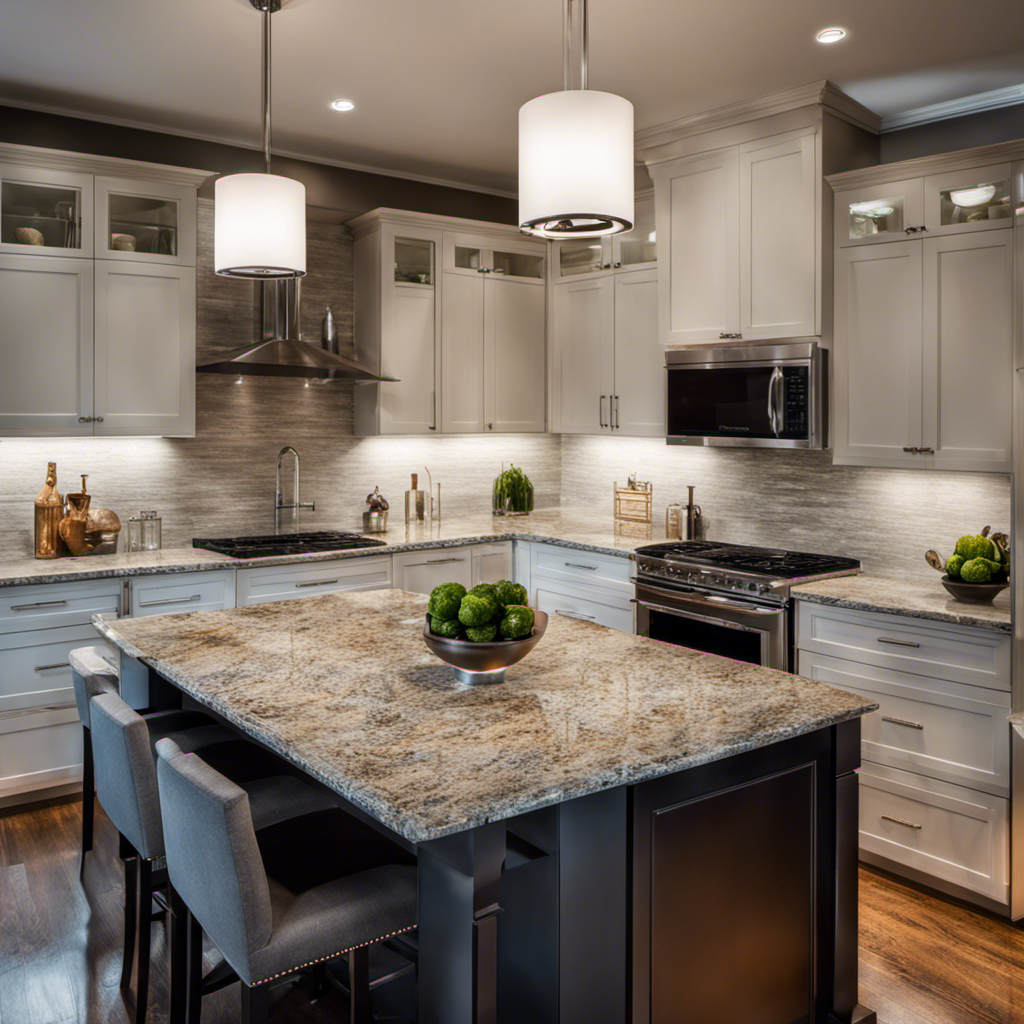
[{"left": 816, "top": 27, "right": 847, "bottom": 43}]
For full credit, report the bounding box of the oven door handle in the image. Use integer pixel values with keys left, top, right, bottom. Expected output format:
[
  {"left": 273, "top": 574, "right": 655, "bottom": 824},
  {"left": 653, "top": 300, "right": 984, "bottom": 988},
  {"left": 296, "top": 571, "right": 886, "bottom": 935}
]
[
  {"left": 633, "top": 594, "right": 786, "bottom": 617},
  {"left": 632, "top": 598, "right": 773, "bottom": 636}
]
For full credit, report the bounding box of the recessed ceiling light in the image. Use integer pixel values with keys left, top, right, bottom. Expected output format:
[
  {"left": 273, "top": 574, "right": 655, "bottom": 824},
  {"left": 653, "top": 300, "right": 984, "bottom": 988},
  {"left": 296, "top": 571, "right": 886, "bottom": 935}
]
[
  {"left": 330, "top": 99, "right": 355, "bottom": 112},
  {"left": 816, "top": 27, "right": 847, "bottom": 43}
]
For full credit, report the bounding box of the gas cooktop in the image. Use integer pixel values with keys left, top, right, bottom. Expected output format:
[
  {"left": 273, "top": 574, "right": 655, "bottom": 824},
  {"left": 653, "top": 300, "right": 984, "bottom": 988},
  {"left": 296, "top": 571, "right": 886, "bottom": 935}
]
[
  {"left": 192, "top": 531, "right": 388, "bottom": 559},
  {"left": 635, "top": 541, "right": 861, "bottom": 580}
]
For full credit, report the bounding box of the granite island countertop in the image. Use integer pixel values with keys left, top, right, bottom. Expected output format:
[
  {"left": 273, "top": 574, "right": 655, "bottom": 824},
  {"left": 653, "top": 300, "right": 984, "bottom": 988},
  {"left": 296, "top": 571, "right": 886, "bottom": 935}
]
[
  {"left": 94, "top": 589, "right": 876, "bottom": 844},
  {"left": 792, "top": 574, "right": 1011, "bottom": 633},
  {"left": 0, "top": 509, "right": 661, "bottom": 588}
]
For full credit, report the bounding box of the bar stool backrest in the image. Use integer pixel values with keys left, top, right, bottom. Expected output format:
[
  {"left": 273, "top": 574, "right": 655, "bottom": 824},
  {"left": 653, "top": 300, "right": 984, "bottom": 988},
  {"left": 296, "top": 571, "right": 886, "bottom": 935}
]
[
  {"left": 70, "top": 646, "right": 118, "bottom": 729},
  {"left": 90, "top": 691, "right": 164, "bottom": 860},
  {"left": 155, "top": 737, "right": 274, "bottom": 978}
]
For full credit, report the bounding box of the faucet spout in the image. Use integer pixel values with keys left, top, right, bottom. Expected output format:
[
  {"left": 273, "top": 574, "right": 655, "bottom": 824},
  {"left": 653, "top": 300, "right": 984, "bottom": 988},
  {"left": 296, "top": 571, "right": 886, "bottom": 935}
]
[{"left": 275, "top": 447, "right": 315, "bottom": 524}]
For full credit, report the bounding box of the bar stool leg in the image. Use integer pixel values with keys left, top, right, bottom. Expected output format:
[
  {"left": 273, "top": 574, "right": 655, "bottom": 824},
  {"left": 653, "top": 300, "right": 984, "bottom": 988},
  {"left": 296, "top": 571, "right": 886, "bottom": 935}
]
[
  {"left": 132, "top": 857, "right": 154, "bottom": 1024},
  {"left": 241, "top": 982, "right": 270, "bottom": 1024},
  {"left": 349, "top": 946, "right": 371, "bottom": 1024},
  {"left": 168, "top": 885, "right": 188, "bottom": 1024},
  {"left": 120, "top": 855, "right": 138, "bottom": 991},
  {"left": 186, "top": 909, "right": 204, "bottom": 1024},
  {"left": 79, "top": 725, "right": 94, "bottom": 879}
]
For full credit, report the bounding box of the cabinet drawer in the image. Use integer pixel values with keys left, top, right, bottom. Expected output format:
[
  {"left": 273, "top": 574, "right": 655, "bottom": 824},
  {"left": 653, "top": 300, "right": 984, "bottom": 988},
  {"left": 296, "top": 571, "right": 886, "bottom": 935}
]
[
  {"left": 535, "top": 583, "right": 633, "bottom": 633},
  {"left": 798, "top": 650, "right": 1010, "bottom": 795},
  {"left": 796, "top": 601, "right": 1009, "bottom": 690},
  {"left": 0, "top": 578, "right": 122, "bottom": 634},
  {"left": 0, "top": 706, "right": 83, "bottom": 798},
  {"left": 858, "top": 763, "right": 1007, "bottom": 903},
  {"left": 236, "top": 556, "right": 392, "bottom": 606},
  {"left": 0, "top": 624, "right": 115, "bottom": 716},
  {"left": 393, "top": 548, "right": 473, "bottom": 595},
  {"left": 130, "top": 570, "right": 235, "bottom": 616},
  {"left": 531, "top": 543, "right": 632, "bottom": 595}
]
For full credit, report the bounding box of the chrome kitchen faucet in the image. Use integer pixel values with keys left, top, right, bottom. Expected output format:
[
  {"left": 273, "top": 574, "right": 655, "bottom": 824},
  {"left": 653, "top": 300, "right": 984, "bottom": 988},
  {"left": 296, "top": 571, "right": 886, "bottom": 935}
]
[{"left": 275, "top": 446, "right": 315, "bottom": 529}]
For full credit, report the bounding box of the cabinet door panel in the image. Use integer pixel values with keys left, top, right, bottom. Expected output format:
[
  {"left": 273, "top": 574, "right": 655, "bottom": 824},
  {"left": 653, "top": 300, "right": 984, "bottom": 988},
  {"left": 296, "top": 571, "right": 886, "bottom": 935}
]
[
  {"left": 484, "top": 277, "right": 546, "bottom": 432},
  {"left": 392, "top": 549, "right": 473, "bottom": 594},
  {"left": 613, "top": 269, "right": 664, "bottom": 436},
  {"left": 833, "top": 242, "right": 922, "bottom": 466},
  {"left": 440, "top": 271, "right": 484, "bottom": 432},
  {"left": 739, "top": 129, "right": 817, "bottom": 339},
  {"left": 554, "top": 277, "right": 615, "bottom": 434},
  {"left": 833, "top": 179, "right": 924, "bottom": 248},
  {"left": 0, "top": 254, "right": 93, "bottom": 436},
  {"left": 93, "top": 261, "right": 195, "bottom": 436},
  {"left": 381, "top": 285, "right": 437, "bottom": 433},
  {"left": 94, "top": 176, "right": 196, "bottom": 266},
  {"left": 471, "top": 543, "right": 513, "bottom": 586},
  {"left": 923, "top": 232, "right": 1012, "bottom": 472},
  {"left": 923, "top": 162, "right": 1013, "bottom": 237},
  {"left": 651, "top": 147, "right": 739, "bottom": 344}
]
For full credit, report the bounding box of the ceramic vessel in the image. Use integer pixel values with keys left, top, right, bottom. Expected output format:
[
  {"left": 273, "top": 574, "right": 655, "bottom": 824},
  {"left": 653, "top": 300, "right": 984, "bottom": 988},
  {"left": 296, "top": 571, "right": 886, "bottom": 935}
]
[
  {"left": 423, "top": 610, "right": 549, "bottom": 685},
  {"left": 111, "top": 233, "right": 136, "bottom": 251},
  {"left": 14, "top": 226, "right": 44, "bottom": 245}
]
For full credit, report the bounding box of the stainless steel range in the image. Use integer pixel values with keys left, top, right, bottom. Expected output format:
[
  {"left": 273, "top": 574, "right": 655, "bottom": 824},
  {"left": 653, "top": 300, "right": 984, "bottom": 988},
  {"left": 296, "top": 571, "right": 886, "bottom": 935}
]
[{"left": 632, "top": 541, "right": 861, "bottom": 671}]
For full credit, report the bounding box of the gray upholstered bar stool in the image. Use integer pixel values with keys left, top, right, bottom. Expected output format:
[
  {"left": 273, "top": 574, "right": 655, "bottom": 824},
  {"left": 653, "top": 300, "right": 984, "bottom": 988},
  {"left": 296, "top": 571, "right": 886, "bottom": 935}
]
[
  {"left": 156, "top": 737, "right": 418, "bottom": 1024},
  {"left": 90, "top": 690, "right": 334, "bottom": 1024}
]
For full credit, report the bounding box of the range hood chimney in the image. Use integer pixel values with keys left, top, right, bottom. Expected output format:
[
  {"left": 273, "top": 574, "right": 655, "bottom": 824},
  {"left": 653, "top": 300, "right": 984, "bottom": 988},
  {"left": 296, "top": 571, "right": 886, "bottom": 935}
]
[{"left": 197, "top": 279, "right": 397, "bottom": 382}]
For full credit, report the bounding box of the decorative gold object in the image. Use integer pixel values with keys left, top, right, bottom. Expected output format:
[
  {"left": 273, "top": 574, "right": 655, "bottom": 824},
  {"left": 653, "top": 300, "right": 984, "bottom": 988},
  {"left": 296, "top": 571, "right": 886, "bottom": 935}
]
[
  {"left": 59, "top": 475, "right": 95, "bottom": 556},
  {"left": 34, "top": 462, "right": 65, "bottom": 559},
  {"left": 15, "top": 226, "right": 44, "bottom": 245},
  {"left": 85, "top": 508, "right": 122, "bottom": 554},
  {"left": 613, "top": 475, "right": 652, "bottom": 525}
]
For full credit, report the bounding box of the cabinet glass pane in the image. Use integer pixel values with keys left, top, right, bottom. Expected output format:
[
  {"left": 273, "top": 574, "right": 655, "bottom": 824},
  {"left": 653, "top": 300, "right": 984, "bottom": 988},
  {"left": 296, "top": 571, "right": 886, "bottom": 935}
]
[
  {"left": 618, "top": 199, "right": 657, "bottom": 266},
  {"left": 939, "top": 178, "right": 1012, "bottom": 226},
  {"left": 108, "top": 193, "right": 178, "bottom": 256},
  {"left": 846, "top": 196, "right": 906, "bottom": 241},
  {"left": 559, "top": 240, "right": 605, "bottom": 276},
  {"left": 2, "top": 179, "right": 82, "bottom": 249},
  {"left": 395, "top": 237, "right": 433, "bottom": 284},
  {"left": 492, "top": 250, "right": 544, "bottom": 279},
  {"left": 454, "top": 245, "right": 481, "bottom": 270}
]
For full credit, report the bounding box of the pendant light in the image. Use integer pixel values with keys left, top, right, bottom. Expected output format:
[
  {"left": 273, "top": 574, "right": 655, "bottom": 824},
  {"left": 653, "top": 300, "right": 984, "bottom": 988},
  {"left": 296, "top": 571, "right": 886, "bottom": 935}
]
[
  {"left": 215, "top": 0, "right": 306, "bottom": 278},
  {"left": 519, "top": 0, "right": 634, "bottom": 239}
]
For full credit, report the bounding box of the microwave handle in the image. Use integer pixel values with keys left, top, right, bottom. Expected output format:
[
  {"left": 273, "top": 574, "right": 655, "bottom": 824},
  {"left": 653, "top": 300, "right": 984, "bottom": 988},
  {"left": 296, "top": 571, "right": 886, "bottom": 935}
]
[{"left": 768, "top": 366, "right": 784, "bottom": 437}]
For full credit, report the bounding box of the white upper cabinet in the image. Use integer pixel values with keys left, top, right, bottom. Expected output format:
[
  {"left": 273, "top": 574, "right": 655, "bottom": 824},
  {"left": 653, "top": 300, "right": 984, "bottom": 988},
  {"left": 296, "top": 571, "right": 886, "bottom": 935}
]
[
  {"left": 551, "top": 194, "right": 657, "bottom": 280},
  {"left": 650, "top": 147, "right": 740, "bottom": 344},
  {"left": 94, "top": 176, "right": 197, "bottom": 266},
  {"left": 0, "top": 254, "right": 93, "bottom": 436},
  {"left": 0, "top": 163, "right": 94, "bottom": 257},
  {"left": 613, "top": 268, "right": 664, "bottom": 436},
  {"left": 93, "top": 261, "right": 196, "bottom": 437},
  {"left": 924, "top": 162, "right": 1013, "bottom": 237},
  {"left": 834, "top": 178, "right": 924, "bottom": 247},
  {"left": 739, "top": 129, "right": 818, "bottom": 339},
  {"left": 350, "top": 209, "right": 546, "bottom": 436}
]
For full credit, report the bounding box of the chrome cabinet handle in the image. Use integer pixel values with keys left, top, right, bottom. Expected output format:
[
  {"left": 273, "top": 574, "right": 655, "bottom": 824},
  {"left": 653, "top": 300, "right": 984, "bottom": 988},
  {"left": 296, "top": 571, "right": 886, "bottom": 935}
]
[
  {"left": 613, "top": 395, "right": 620, "bottom": 429},
  {"left": 424, "top": 556, "right": 465, "bottom": 565},
  {"left": 613, "top": 262, "right": 621, "bottom": 268},
  {"left": 718, "top": 332, "right": 743, "bottom": 340},
  {"left": 877, "top": 637, "right": 921, "bottom": 648},
  {"left": 602, "top": 263, "right": 613, "bottom": 270},
  {"left": 556, "top": 609, "right": 596, "bottom": 621},
  {"left": 902, "top": 447, "right": 935, "bottom": 455},
  {"left": 11, "top": 599, "right": 68, "bottom": 611},
  {"left": 564, "top": 561, "right": 598, "bottom": 571},
  {"left": 79, "top": 416, "right": 92, "bottom": 423},
  {"left": 138, "top": 593, "right": 202, "bottom": 608},
  {"left": 904, "top": 225, "right": 928, "bottom": 234},
  {"left": 429, "top": 391, "right": 436, "bottom": 430},
  {"left": 881, "top": 814, "right": 922, "bottom": 830},
  {"left": 34, "top": 662, "right": 71, "bottom": 672},
  {"left": 881, "top": 716, "right": 924, "bottom": 730},
  {"left": 599, "top": 395, "right": 608, "bottom": 428},
  {"left": 94, "top": 416, "right": 104, "bottom": 423},
  {"left": 295, "top": 579, "right": 340, "bottom": 588}
]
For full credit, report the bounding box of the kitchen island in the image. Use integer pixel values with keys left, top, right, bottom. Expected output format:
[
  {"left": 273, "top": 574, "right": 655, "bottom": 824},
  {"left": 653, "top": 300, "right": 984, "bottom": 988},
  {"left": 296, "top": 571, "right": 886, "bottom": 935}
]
[{"left": 95, "top": 589, "right": 877, "bottom": 1024}]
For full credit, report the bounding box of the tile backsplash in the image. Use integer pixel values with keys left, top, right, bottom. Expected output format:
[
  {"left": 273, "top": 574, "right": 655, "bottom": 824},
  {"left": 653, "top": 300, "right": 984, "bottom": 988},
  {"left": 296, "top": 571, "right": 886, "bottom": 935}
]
[{"left": 560, "top": 436, "right": 1012, "bottom": 582}]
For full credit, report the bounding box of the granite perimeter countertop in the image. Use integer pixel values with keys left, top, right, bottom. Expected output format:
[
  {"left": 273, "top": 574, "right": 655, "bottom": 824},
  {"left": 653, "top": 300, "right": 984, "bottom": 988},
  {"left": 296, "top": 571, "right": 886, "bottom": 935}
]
[
  {"left": 94, "top": 589, "right": 875, "bottom": 844},
  {"left": 792, "top": 574, "right": 1011, "bottom": 634},
  {"left": 0, "top": 510, "right": 664, "bottom": 588}
]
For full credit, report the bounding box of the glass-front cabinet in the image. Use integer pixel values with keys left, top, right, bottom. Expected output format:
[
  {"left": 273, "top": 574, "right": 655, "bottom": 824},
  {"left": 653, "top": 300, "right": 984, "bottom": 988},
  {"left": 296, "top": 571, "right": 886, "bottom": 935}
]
[
  {"left": 94, "top": 176, "right": 195, "bottom": 264},
  {"left": 614, "top": 194, "right": 657, "bottom": 268},
  {"left": 834, "top": 179, "right": 924, "bottom": 247},
  {"left": 394, "top": 236, "right": 435, "bottom": 285},
  {"left": 442, "top": 232, "right": 545, "bottom": 280},
  {"left": 925, "top": 162, "right": 1013, "bottom": 235},
  {"left": 0, "top": 164, "right": 93, "bottom": 256},
  {"left": 554, "top": 194, "right": 657, "bottom": 278}
]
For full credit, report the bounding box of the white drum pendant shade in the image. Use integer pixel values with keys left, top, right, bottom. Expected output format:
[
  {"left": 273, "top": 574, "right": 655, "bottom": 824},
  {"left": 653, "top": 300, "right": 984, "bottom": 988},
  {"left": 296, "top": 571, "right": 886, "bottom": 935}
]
[
  {"left": 519, "top": 89, "right": 634, "bottom": 239},
  {"left": 215, "top": 173, "right": 306, "bottom": 278}
]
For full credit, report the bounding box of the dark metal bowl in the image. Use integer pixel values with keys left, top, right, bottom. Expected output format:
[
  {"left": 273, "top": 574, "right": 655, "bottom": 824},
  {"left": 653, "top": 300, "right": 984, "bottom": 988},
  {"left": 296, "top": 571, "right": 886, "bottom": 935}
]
[
  {"left": 422, "top": 610, "right": 548, "bottom": 685},
  {"left": 941, "top": 576, "right": 1009, "bottom": 604}
]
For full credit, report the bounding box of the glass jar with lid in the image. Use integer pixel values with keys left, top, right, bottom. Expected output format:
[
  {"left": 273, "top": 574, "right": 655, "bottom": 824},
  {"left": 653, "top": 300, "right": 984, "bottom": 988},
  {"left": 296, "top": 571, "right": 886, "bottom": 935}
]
[{"left": 127, "top": 511, "right": 162, "bottom": 552}]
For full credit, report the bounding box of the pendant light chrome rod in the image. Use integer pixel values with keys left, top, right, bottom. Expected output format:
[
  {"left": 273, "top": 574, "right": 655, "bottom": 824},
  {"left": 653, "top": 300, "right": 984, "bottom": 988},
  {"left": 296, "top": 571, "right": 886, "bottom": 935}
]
[
  {"left": 580, "top": 0, "right": 589, "bottom": 90},
  {"left": 262, "top": 4, "right": 272, "bottom": 171},
  {"left": 563, "top": 0, "right": 572, "bottom": 91}
]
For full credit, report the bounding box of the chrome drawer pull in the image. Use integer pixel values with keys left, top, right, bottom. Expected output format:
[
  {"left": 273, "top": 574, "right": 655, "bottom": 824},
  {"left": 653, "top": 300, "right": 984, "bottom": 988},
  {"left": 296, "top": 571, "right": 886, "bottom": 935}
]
[
  {"left": 880, "top": 814, "right": 922, "bottom": 831},
  {"left": 295, "top": 579, "right": 340, "bottom": 588},
  {"left": 34, "top": 662, "right": 71, "bottom": 673},
  {"left": 138, "top": 594, "right": 202, "bottom": 608},
  {"left": 881, "top": 716, "right": 923, "bottom": 730},
  {"left": 556, "top": 609, "right": 596, "bottom": 621},
  {"left": 564, "top": 561, "right": 598, "bottom": 571},
  {"left": 425, "top": 557, "right": 465, "bottom": 565},
  {"left": 876, "top": 637, "right": 921, "bottom": 649},
  {"left": 11, "top": 599, "right": 68, "bottom": 612}
]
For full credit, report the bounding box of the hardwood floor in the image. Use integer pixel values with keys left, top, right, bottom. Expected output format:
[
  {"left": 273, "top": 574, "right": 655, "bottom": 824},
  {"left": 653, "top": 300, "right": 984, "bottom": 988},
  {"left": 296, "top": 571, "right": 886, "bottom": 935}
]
[{"left": 2, "top": 796, "right": 1024, "bottom": 1023}]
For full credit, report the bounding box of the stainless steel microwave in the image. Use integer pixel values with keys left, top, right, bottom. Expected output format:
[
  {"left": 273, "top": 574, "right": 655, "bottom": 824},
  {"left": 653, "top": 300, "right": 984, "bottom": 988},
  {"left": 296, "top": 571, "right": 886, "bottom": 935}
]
[{"left": 666, "top": 341, "right": 825, "bottom": 449}]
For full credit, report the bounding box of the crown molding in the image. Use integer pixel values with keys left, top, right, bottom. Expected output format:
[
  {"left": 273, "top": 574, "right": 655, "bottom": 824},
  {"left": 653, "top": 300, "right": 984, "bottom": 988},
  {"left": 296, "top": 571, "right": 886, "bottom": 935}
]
[
  {"left": 0, "top": 98, "right": 518, "bottom": 200},
  {"left": 826, "top": 135, "right": 1024, "bottom": 190},
  {"left": 0, "top": 140, "right": 212, "bottom": 187},
  {"left": 881, "top": 84, "right": 1024, "bottom": 133},
  {"left": 634, "top": 80, "right": 881, "bottom": 159}
]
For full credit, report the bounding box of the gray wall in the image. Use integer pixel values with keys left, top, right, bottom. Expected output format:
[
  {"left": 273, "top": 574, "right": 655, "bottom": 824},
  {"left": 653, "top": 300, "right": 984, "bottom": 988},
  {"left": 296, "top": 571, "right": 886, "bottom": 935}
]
[
  {"left": 559, "top": 436, "right": 1011, "bottom": 584},
  {"left": 880, "top": 103, "right": 1024, "bottom": 164}
]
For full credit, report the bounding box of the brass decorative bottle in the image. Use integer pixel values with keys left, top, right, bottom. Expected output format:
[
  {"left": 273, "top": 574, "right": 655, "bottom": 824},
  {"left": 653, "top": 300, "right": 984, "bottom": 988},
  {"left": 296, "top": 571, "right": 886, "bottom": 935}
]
[{"left": 34, "top": 462, "right": 65, "bottom": 559}]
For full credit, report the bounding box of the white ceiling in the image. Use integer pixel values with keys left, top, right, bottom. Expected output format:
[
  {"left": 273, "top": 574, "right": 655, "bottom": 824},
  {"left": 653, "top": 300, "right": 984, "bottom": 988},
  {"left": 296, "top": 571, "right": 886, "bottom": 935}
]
[{"left": 2, "top": 0, "right": 1023, "bottom": 195}]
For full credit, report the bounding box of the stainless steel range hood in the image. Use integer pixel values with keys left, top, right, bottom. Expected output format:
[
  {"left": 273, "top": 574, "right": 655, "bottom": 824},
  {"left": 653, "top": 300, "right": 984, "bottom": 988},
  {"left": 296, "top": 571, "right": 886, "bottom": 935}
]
[{"left": 197, "top": 279, "right": 397, "bottom": 382}]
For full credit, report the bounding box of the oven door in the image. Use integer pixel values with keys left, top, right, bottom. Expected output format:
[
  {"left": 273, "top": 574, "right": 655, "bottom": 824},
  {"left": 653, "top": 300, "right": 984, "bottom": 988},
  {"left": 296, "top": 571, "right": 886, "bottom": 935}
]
[{"left": 634, "top": 582, "right": 789, "bottom": 671}]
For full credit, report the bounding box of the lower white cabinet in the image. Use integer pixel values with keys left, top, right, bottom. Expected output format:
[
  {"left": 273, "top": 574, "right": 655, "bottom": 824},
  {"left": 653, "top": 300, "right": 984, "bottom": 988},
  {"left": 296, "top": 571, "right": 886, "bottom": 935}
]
[
  {"left": 236, "top": 557, "right": 393, "bottom": 606},
  {"left": 534, "top": 582, "right": 634, "bottom": 633},
  {"left": 392, "top": 542, "right": 513, "bottom": 595},
  {"left": 471, "top": 542, "right": 513, "bottom": 586},
  {"left": 128, "top": 570, "right": 235, "bottom": 616}
]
